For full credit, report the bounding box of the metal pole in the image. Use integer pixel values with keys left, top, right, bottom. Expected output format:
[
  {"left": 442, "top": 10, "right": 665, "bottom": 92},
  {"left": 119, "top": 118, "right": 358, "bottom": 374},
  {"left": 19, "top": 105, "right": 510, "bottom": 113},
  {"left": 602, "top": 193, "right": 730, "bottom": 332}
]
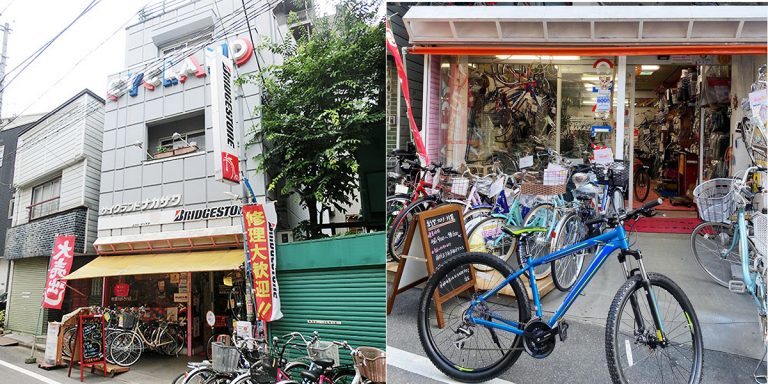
[
  {"left": 555, "top": 66, "right": 562, "bottom": 153},
  {"left": 627, "top": 69, "right": 636, "bottom": 210},
  {"left": 615, "top": 56, "right": 627, "bottom": 160},
  {"left": 236, "top": 88, "right": 254, "bottom": 324},
  {"left": 0, "top": 23, "right": 10, "bottom": 117}
]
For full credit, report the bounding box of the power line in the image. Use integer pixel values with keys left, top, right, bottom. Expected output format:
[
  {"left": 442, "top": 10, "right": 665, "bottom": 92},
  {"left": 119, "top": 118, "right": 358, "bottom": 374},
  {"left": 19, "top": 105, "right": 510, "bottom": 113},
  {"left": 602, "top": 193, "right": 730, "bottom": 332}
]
[
  {"left": 0, "top": 0, "right": 102, "bottom": 93},
  {"left": 0, "top": 0, "right": 15, "bottom": 16}
]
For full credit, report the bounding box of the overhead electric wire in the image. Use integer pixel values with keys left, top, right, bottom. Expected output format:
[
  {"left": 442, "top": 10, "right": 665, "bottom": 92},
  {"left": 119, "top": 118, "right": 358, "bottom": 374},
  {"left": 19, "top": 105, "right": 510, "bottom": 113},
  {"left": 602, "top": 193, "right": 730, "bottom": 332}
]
[
  {"left": 0, "top": 0, "right": 14, "bottom": 16},
  {"left": 0, "top": 0, "right": 152, "bottom": 130},
  {"left": 0, "top": 0, "right": 103, "bottom": 93}
]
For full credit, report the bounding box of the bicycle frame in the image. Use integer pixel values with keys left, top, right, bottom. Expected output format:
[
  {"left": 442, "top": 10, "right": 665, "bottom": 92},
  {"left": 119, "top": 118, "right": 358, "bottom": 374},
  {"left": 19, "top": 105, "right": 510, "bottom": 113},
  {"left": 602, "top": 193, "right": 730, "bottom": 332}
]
[{"left": 468, "top": 224, "right": 666, "bottom": 337}]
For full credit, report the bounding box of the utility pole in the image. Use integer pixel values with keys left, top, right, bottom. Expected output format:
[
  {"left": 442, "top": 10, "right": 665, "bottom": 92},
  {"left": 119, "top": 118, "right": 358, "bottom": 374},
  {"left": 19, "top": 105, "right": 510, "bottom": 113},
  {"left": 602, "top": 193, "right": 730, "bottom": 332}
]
[{"left": 0, "top": 23, "right": 10, "bottom": 118}]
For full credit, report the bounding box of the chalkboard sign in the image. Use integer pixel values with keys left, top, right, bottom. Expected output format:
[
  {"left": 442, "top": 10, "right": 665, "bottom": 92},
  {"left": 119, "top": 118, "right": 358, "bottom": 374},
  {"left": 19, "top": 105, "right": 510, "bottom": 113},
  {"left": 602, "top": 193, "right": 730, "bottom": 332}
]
[
  {"left": 387, "top": 204, "right": 475, "bottom": 328},
  {"left": 80, "top": 316, "right": 104, "bottom": 364},
  {"left": 422, "top": 207, "right": 473, "bottom": 297},
  {"left": 68, "top": 314, "right": 107, "bottom": 382}
]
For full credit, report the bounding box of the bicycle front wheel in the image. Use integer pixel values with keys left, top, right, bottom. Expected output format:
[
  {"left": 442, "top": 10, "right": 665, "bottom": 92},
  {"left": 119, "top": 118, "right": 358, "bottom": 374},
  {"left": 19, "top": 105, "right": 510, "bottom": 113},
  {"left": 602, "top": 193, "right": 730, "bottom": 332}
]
[
  {"left": 634, "top": 170, "right": 650, "bottom": 202},
  {"left": 466, "top": 216, "right": 516, "bottom": 272},
  {"left": 521, "top": 203, "right": 558, "bottom": 279},
  {"left": 550, "top": 213, "right": 588, "bottom": 291},
  {"left": 418, "top": 252, "right": 531, "bottom": 382},
  {"left": 110, "top": 332, "right": 143, "bottom": 367},
  {"left": 606, "top": 273, "right": 703, "bottom": 384},
  {"left": 387, "top": 196, "right": 437, "bottom": 261},
  {"left": 691, "top": 221, "right": 741, "bottom": 287},
  {"left": 182, "top": 368, "right": 215, "bottom": 384}
]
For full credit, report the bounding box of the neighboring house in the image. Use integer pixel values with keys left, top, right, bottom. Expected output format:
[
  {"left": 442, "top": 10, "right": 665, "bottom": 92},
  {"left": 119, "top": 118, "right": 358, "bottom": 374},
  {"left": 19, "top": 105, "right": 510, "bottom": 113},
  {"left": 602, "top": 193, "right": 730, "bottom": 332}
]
[
  {"left": 0, "top": 118, "right": 40, "bottom": 297},
  {"left": 3, "top": 89, "right": 104, "bottom": 334}
]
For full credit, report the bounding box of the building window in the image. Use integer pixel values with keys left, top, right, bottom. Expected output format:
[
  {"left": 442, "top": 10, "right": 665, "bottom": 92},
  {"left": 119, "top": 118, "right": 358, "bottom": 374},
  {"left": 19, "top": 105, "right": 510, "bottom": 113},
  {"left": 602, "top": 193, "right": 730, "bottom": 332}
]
[
  {"left": 8, "top": 198, "right": 13, "bottom": 220},
  {"left": 30, "top": 177, "right": 61, "bottom": 219},
  {"left": 147, "top": 112, "right": 205, "bottom": 158},
  {"left": 0, "top": 145, "right": 5, "bottom": 167},
  {"left": 160, "top": 32, "right": 213, "bottom": 58}
]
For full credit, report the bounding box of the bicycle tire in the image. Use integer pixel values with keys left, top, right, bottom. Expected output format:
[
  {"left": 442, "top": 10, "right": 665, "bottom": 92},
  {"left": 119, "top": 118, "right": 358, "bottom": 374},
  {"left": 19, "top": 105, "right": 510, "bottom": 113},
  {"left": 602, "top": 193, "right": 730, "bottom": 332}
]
[
  {"left": 182, "top": 368, "right": 215, "bottom": 384},
  {"left": 283, "top": 362, "right": 309, "bottom": 382},
  {"left": 62, "top": 325, "right": 77, "bottom": 358},
  {"left": 171, "top": 373, "right": 186, "bottom": 384},
  {"left": 110, "top": 332, "right": 143, "bottom": 367},
  {"left": 463, "top": 206, "right": 492, "bottom": 226},
  {"left": 332, "top": 371, "right": 356, "bottom": 384},
  {"left": 465, "top": 216, "right": 516, "bottom": 272},
  {"left": 605, "top": 273, "right": 703, "bottom": 384},
  {"left": 521, "top": 203, "right": 557, "bottom": 279},
  {"left": 633, "top": 170, "right": 650, "bottom": 202},
  {"left": 550, "top": 212, "right": 587, "bottom": 291},
  {"left": 690, "top": 221, "right": 747, "bottom": 288},
  {"left": 418, "top": 252, "right": 531, "bottom": 382},
  {"left": 386, "top": 196, "right": 438, "bottom": 262}
]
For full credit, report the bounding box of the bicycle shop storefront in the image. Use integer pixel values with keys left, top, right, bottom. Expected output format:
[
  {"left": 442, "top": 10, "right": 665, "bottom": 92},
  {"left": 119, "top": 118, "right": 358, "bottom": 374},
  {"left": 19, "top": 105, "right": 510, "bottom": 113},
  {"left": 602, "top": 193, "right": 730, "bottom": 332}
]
[
  {"left": 63, "top": 248, "right": 249, "bottom": 359},
  {"left": 400, "top": 5, "right": 768, "bottom": 213}
]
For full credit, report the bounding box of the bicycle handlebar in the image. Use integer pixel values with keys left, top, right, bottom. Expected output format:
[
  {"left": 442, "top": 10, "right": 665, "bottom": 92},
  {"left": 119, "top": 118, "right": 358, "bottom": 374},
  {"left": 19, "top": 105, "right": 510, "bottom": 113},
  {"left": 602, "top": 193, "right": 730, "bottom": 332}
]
[{"left": 584, "top": 198, "right": 662, "bottom": 226}]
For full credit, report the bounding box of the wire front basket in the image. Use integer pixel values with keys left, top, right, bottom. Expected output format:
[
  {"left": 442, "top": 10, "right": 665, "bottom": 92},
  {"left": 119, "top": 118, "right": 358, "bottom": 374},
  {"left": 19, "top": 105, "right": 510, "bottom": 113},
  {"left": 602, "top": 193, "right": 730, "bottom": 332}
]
[
  {"left": 308, "top": 341, "right": 340, "bottom": 367},
  {"left": 353, "top": 347, "right": 386, "bottom": 383},
  {"left": 692, "top": 178, "right": 738, "bottom": 223},
  {"left": 212, "top": 342, "right": 240, "bottom": 373}
]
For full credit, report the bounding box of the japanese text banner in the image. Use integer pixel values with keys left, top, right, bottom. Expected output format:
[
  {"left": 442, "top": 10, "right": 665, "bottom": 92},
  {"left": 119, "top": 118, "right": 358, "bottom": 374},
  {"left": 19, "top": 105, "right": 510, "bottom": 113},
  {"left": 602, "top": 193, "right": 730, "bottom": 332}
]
[
  {"left": 43, "top": 235, "right": 75, "bottom": 309},
  {"left": 243, "top": 203, "right": 282, "bottom": 322}
]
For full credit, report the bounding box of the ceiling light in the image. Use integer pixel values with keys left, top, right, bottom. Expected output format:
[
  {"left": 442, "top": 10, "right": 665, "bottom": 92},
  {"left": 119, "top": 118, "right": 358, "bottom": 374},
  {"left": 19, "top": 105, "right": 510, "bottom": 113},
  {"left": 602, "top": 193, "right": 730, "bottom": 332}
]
[
  {"left": 581, "top": 75, "right": 601, "bottom": 81},
  {"left": 495, "top": 55, "right": 581, "bottom": 61},
  {"left": 639, "top": 71, "right": 654, "bottom": 76},
  {"left": 641, "top": 65, "right": 660, "bottom": 71}
]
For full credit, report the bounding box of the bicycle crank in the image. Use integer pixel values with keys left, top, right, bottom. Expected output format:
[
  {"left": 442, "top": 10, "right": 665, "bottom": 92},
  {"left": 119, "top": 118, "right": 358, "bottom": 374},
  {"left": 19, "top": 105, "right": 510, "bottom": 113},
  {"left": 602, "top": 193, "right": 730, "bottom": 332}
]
[{"left": 523, "top": 318, "right": 556, "bottom": 358}]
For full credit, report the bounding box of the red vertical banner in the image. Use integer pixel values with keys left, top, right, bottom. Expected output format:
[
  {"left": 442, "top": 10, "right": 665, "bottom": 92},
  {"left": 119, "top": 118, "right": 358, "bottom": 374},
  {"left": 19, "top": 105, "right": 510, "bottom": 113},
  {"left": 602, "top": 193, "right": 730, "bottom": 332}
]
[
  {"left": 386, "top": 18, "right": 430, "bottom": 166},
  {"left": 242, "top": 204, "right": 282, "bottom": 322},
  {"left": 43, "top": 235, "right": 75, "bottom": 309}
]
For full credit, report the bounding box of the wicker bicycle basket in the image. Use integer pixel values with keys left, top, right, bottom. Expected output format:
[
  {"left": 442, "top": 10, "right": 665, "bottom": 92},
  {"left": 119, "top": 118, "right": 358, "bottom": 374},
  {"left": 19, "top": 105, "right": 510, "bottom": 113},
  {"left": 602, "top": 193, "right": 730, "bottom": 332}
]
[
  {"left": 308, "top": 341, "right": 340, "bottom": 367},
  {"left": 353, "top": 347, "right": 386, "bottom": 383},
  {"left": 520, "top": 182, "right": 566, "bottom": 196},
  {"left": 692, "top": 178, "right": 738, "bottom": 223},
  {"left": 212, "top": 342, "right": 240, "bottom": 373}
]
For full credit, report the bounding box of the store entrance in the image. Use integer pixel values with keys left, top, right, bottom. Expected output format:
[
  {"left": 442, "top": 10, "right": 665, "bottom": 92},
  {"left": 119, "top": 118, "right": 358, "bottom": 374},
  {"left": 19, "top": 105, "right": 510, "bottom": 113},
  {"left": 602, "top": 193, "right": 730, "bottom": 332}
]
[{"left": 629, "top": 62, "right": 731, "bottom": 213}]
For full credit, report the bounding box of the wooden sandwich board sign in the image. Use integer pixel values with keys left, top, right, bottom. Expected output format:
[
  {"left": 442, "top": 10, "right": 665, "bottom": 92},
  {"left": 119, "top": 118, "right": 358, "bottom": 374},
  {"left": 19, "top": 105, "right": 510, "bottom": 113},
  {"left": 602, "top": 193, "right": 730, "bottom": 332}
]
[
  {"left": 68, "top": 314, "right": 107, "bottom": 382},
  {"left": 386, "top": 204, "right": 475, "bottom": 328}
]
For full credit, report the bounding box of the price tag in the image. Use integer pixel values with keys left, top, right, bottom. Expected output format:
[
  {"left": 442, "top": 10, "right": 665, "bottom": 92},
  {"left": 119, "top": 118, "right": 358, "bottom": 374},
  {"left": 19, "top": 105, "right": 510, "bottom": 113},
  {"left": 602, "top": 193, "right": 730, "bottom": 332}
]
[
  {"left": 593, "top": 147, "right": 614, "bottom": 164},
  {"left": 395, "top": 184, "right": 409, "bottom": 195},
  {"left": 519, "top": 155, "right": 534, "bottom": 169}
]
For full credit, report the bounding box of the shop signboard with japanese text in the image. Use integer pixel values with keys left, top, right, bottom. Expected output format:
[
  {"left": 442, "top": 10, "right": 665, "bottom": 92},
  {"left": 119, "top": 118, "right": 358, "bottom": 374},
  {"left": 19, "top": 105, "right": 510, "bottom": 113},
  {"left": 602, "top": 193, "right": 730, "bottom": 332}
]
[
  {"left": 208, "top": 49, "right": 240, "bottom": 184},
  {"left": 43, "top": 235, "right": 76, "bottom": 309},
  {"left": 243, "top": 203, "right": 282, "bottom": 322}
]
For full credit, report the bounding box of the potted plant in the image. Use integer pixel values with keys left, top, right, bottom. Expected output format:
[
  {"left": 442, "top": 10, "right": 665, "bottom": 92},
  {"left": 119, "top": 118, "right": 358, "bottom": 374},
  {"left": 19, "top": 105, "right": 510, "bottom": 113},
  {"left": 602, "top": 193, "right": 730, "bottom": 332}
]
[
  {"left": 173, "top": 143, "right": 198, "bottom": 156},
  {"left": 154, "top": 144, "right": 173, "bottom": 159}
]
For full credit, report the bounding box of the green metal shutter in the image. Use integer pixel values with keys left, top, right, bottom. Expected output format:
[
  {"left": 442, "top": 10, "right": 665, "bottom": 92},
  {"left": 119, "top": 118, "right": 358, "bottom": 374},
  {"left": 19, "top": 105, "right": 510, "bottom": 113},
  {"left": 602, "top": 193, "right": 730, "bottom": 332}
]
[
  {"left": 7, "top": 257, "right": 49, "bottom": 334},
  {"left": 268, "top": 265, "right": 386, "bottom": 365}
]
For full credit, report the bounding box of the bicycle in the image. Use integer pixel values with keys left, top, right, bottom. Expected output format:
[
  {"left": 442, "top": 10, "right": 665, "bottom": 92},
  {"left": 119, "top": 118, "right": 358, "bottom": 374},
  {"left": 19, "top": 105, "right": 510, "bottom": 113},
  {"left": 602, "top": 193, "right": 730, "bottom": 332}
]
[
  {"left": 418, "top": 198, "right": 703, "bottom": 383},
  {"left": 109, "top": 307, "right": 184, "bottom": 366},
  {"left": 331, "top": 341, "right": 385, "bottom": 384}
]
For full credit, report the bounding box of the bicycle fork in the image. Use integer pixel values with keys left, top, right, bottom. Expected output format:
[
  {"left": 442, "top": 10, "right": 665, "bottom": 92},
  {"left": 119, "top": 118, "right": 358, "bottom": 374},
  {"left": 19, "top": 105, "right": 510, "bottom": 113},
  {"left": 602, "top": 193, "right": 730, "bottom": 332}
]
[{"left": 619, "top": 249, "right": 668, "bottom": 346}]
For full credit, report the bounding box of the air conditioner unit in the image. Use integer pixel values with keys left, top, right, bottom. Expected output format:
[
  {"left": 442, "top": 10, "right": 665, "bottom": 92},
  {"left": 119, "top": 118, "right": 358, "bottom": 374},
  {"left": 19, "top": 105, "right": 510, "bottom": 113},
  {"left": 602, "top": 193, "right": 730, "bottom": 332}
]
[{"left": 276, "top": 230, "right": 294, "bottom": 244}]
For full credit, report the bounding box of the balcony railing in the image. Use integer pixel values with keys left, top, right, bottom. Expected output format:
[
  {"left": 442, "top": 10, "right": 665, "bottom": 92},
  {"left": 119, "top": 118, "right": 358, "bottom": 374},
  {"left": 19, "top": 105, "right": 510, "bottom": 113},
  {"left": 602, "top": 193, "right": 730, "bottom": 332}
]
[
  {"left": 138, "top": 0, "right": 194, "bottom": 22},
  {"left": 27, "top": 196, "right": 60, "bottom": 220}
]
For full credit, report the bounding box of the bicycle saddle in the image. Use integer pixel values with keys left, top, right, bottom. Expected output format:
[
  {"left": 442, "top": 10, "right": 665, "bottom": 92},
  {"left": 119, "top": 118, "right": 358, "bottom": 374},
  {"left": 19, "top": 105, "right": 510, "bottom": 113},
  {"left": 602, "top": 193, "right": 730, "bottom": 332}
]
[
  {"left": 571, "top": 172, "right": 590, "bottom": 186},
  {"left": 501, "top": 226, "right": 547, "bottom": 237}
]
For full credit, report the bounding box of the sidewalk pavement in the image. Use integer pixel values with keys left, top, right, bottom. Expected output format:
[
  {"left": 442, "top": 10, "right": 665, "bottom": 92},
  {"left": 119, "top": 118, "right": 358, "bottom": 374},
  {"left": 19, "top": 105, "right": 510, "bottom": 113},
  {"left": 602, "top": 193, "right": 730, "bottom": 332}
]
[{"left": 0, "top": 332, "right": 196, "bottom": 383}]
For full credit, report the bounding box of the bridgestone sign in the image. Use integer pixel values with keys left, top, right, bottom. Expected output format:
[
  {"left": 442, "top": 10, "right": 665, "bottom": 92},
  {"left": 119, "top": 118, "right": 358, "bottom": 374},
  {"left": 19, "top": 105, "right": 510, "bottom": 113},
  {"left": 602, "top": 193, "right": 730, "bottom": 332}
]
[
  {"left": 208, "top": 49, "right": 240, "bottom": 184},
  {"left": 98, "top": 205, "right": 243, "bottom": 231}
]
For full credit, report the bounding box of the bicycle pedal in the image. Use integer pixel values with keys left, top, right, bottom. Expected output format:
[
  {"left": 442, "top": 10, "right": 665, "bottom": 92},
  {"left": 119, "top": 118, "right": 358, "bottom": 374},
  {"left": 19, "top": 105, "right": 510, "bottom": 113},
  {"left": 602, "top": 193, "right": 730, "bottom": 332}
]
[
  {"left": 558, "top": 321, "right": 569, "bottom": 342},
  {"left": 729, "top": 280, "right": 747, "bottom": 294}
]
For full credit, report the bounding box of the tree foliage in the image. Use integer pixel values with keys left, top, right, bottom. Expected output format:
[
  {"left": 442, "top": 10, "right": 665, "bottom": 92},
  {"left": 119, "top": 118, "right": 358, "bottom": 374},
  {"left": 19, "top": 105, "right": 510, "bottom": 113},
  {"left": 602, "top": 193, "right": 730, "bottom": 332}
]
[{"left": 243, "top": 0, "right": 384, "bottom": 239}]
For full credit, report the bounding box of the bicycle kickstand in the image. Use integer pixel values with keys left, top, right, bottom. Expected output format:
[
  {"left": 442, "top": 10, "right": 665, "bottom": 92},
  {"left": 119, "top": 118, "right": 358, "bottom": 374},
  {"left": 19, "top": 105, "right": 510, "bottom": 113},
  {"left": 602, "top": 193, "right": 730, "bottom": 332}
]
[{"left": 753, "top": 346, "right": 767, "bottom": 384}]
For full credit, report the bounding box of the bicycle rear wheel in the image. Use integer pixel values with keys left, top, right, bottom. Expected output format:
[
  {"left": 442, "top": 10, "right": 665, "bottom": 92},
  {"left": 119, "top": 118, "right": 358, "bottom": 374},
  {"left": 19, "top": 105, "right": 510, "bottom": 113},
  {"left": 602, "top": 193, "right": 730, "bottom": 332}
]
[
  {"left": 606, "top": 273, "right": 703, "bottom": 384},
  {"left": 418, "top": 252, "right": 531, "bottom": 382}
]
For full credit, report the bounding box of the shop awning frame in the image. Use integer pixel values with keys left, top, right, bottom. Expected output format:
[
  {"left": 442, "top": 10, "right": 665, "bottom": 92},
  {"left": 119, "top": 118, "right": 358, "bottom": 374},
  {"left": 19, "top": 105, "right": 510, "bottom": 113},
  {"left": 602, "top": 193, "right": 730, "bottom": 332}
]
[
  {"left": 62, "top": 249, "right": 246, "bottom": 280},
  {"left": 407, "top": 44, "right": 767, "bottom": 56},
  {"left": 403, "top": 5, "right": 767, "bottom": 45}
]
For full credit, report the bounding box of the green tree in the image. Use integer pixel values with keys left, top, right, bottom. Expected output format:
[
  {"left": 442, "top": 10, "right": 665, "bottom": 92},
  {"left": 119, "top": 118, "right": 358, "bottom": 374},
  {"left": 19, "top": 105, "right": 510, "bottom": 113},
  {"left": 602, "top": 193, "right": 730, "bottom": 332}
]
[{"left": 244, "top": 0, "right": 384, "bottom": 239}]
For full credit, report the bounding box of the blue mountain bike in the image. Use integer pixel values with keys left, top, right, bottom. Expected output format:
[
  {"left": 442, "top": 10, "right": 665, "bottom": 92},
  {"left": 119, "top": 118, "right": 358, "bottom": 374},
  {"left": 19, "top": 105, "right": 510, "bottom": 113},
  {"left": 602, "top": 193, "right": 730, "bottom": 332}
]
[{"left": 418, "top": 198, "right": 703, "bottom": 383}]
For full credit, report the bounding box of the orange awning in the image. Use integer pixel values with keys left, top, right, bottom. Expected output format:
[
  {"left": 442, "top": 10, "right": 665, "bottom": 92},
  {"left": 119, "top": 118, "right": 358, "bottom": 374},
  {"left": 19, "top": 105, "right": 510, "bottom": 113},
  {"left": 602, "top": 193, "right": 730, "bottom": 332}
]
[{"left": 407, "top": 45, "right": 768, "bottom": 56}]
